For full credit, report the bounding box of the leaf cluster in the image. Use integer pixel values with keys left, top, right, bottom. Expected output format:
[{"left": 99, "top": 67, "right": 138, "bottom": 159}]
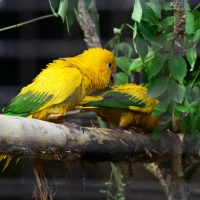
[
  {"left": 100, "top": 164, "right": 126, "bottom": 200},
  {"left": 48, "top": 0, "right": 92, "bottom": 34},
  {"left": 107, "top": 0, "right": 200, "bottom": 135}
]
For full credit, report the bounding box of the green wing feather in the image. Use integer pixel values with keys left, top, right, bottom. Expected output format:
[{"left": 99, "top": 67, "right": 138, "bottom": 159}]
[
  {"left": 82, "top": 91, "right": 146, "bottom": 109},
  {"left": 2, "top": 91, "right": 53, "bottom": 117}
]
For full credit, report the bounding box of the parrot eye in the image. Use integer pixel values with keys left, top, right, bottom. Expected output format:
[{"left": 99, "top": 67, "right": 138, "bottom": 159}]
[{"left": 107, "top": 62, "right": 112, "bottom": 69}]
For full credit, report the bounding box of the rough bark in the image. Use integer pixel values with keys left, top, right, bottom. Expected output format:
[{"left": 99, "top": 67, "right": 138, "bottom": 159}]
[
  {"left": 0, "top": 114, "right": 199, "bottom": 165},
  {"left": 0, "top": 114, "right": 164, "bottom": 163},
  {"left": 171, "top": 0, "right": 186, "bottom": 56},
  {"left": 169, "top": 134, "right": 189, "bottom": 200},
  {"left": 77, "top": 0, "right": 101, "bottom": 48}
]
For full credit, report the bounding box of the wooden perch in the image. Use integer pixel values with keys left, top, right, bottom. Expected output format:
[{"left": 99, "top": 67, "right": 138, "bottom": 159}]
[{"left": 0, "top": 114, "right": 168, "bottom": 163}]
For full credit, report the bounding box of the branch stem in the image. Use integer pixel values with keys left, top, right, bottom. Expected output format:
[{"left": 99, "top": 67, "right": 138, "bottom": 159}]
[{"left": 0, "top": 14, "right": 57, "bottom": 32}]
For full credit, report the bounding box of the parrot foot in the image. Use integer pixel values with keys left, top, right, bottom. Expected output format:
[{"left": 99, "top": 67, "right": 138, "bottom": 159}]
[
  {"left": 49, "top": 109, "right": 83, "bottom": 119},
  {"left": 49, "top": 113, "right": 63, "bottom": 120},
  {"left": 66, "top": 109, "right": 83, "bottom": 115},
  {"left": 118, "top": 128, "right": 132, "bottom": 135}
]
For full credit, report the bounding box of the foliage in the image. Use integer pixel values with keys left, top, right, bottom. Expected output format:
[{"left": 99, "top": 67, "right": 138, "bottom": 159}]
[
  {"left": 106, "top": 1, "right": 200, "bottom": 137},
  {"left": 100, "top": 163, "right": 126, "bottom": 200},
  {"left": 48, "top": 0, "right": 92, "bottom": 34}
]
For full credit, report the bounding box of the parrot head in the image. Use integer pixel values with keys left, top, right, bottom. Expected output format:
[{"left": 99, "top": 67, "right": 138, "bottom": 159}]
[{"left": 80, "top": 48, "right": 117, "bottom": 86}]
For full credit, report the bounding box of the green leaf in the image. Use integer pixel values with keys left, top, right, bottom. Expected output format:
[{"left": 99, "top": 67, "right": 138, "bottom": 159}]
[
  {"left": 193, "top": 10, "right": 200, "bottom": 30},
  {"left": 129, "top": 51, "right": 155, "bottom": 72},
  {"left": 186, "top": 47, "right": 197, "bottom": 71},
  {"left": 131, "top": 0, "right": 142, "bottom": 23},
  {"left": 58, "top": 0, "right": 68, "bottom": 22},
  {"left": 65, "top": 10, "right": 75, "bottom": 34},
  {"left": 158, "top": 33, "right": 173, "bottom": 52},
  {"left": 48, "top": 0, "right": 59, "bottom": 16},
  {"left": 129, "top": 58, "right": 144, "bottom": 72},
  {"left": 185, "top": 30, "right": 200, "bottom": 49},
  {"left": 160, "top": 16, "right": 174, "bottom": 27},
  {"left": 162, "top": 2, "right": 172, "bottom": 11},
  {"left": 148, "top": 54, "right": 169, "bottom": 79},
  {"left": 168, "top": 55, "right": 187, "bottom": 82},
  {"left": 134, "top": 31, "right": 148, "bottom": 61},
  {"left": 192, "top": 29, "right": 200, "bottom": 43},
  {"left": 139, "top": 21, "right": 162, "bottom": 48},
  {"left": 195, "top": 80, "right": 200, "bottom": 87},
  {"left": 184, "top": 0, "right": 191, "bottom": 10},
  {"left": 117, "top": 42, "right": 133, "bottom": 58},
  {"left": 113, "top": 28, "right": 122, "bottom": 35},
  {"left": 145, "top": 2, "right": 161, "bottom": 18},
  {"left": 104, "top": 182, "right": 112, "bottom": 186},
  {"left": 175, "top": 103, "right": 189, "bottom": 112},
  {"left": 84, "top": 0, "right": 92, "bottom": 12},
  {"left": 189, "top": 101, "right": 198, "bottom": 114},
  {"left": 167, "top": 78, "right": 185, "bottom": 103},
  {"left": 142, "top": 5, "right": 159, "bottom": 25},
  {"left": 152, "top": 98, "right": 170, "bottom": 116},
  {"left": 116, "top": 56, "right": 131, "bottom": 76},
  {"left": 99, "top": 189, "right": 108, "bottom": 195},
  {"left": 115, "top": 72, "right": 129, "bottom": 85},
  {"left": 186, "top": 11, "right": 194, "bottom": 34},
  {"left": 147, "top": 76, "right": 168, "bottom": 97}
]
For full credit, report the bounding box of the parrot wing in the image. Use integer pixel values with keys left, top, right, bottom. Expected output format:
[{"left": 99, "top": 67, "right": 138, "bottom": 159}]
[
  {"left": 2, "top": 91, "right": 53, "bottom": 117},
  {"left": 81, "top": 90, "right": 146, "bottom": 110},
  {"left": 2, "top": 68, "right": 82, "bottom": 117}
]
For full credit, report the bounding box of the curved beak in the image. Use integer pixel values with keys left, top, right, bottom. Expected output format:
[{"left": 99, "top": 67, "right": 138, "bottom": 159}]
[{"left": 110, "top": 72, "right": 116, "bottom": 86}]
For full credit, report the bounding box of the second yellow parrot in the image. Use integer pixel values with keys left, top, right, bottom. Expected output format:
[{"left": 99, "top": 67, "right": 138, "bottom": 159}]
[{"left": 77, "top": 83, "right": 162, "bottom": 133}]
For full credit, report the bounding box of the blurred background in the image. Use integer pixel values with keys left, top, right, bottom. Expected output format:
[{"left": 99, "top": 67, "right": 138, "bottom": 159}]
[{"left": 0, "top": 0, "right": 200, "bottom": 199}]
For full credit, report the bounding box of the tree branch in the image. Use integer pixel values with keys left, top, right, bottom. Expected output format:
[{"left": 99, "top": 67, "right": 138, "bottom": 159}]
[
  {"left": 171, "top": 0, "right": 186, "bottom": 56},
  {"left": 0, "top": 14, "right": 56, "bottom": 32},
  {"left": 143, "top": 163, "right": 170, "bottom": 195},
  {"left": 77, "top": 0, "right": 101, "bottom": 48},
  {"left": 0, "top": 114, "right": 169, "bottom": 163}
]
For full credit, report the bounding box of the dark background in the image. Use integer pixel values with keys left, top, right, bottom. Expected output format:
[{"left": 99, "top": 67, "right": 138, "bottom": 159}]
[{"left": 0, "top": 0, "right": 200, "bottom": 199}]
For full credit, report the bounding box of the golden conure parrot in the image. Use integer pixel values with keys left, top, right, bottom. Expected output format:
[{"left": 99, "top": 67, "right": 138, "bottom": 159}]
[
  {"left": 76, "top": 83, "right": 162, "bottom": 133},
  {"left": 2, "top": 48, "right": 117, "bottom": 122}
]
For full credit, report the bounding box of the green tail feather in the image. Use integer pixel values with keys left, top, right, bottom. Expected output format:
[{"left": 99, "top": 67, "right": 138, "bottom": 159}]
[{"left": 2, "top": 91, "right": 53, "bottom": 117}]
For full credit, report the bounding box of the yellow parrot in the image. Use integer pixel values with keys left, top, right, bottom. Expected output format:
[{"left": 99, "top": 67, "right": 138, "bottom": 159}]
[
  {"left": 1, "top": 47, "right": 117, "bottom": 170},
  {"left": 2, "top": 48, "right": 117, "bottom": 122},
  {"left": 77, "top": 83, "right": 162, "bottom": 133}
]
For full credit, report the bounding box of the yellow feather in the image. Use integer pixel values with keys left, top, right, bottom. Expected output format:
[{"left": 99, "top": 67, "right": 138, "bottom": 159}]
[
  {"left": 2, "top": 157, "right": 12, "bottom": 172},
  {"left": 0, "top": 156, "right": 4, "bottom": 162},
  {"left": 16, "top": 157, "right": 20, "bottom": 164}
]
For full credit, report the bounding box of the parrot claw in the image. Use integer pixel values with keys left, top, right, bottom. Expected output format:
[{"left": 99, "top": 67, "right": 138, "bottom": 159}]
[
  {"left": 49, "top": 113, "right": 63, "bottom": 120},
  {"left": 49, "top": 109, "right": 83, "bottom": 121},
  {"left": 66, "top": 109, "right": 82, "bottom": 115},
  {"left": 117, "top": 128, "right": 132, "bottom": 135}
]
